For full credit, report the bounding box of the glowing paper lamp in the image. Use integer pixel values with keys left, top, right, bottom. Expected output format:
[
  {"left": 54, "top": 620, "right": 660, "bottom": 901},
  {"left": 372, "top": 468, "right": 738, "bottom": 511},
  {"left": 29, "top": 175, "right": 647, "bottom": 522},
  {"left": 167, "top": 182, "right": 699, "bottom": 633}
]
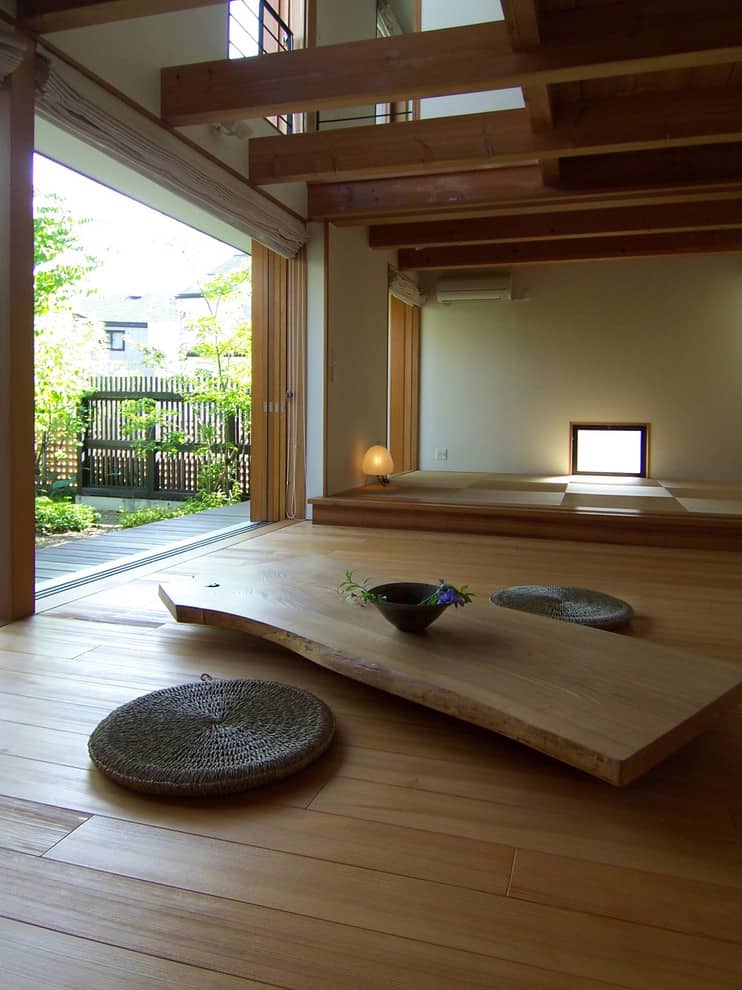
[{"left": 362, "top": 444, "right": 394, "bottom": 485}]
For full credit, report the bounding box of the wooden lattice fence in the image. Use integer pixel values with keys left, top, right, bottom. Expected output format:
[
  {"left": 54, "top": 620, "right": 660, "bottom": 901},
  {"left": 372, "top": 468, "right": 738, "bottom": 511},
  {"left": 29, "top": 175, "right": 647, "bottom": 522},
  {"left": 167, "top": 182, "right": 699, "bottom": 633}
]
[
  {"left": 37, "top": 432, "right": 79, "bottom": 492},
  {"left": 78, "top": 376, "right": 251, "bottom": 500}
]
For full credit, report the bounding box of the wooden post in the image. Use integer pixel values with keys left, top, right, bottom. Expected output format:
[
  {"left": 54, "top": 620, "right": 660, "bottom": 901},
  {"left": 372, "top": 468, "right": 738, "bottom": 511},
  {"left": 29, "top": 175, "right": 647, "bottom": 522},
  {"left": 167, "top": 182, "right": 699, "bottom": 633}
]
[{"left": 0, "top": 42, "right": 36, "bottom": 623}]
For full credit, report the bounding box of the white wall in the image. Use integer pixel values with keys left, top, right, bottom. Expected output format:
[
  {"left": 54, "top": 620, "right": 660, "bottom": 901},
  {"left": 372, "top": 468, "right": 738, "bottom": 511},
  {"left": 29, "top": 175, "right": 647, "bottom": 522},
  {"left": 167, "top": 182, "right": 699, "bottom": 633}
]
[
  {"left": 421, "top": 0, "right": 502, "bottom": 28},
  {"left": 420, "top": 255, "right": 742, "bottom": 481},
  {"left": 315, "top": 0, "right": 377, "bottom": 130},
  {"left": 325, "top": 226, "right": 394, "bottom": 494},
  {"left": 420, "top": 0, "right": 523, "bottom": 118},
  {"left": 43, "top": 8, "right": 307, "bottom": 216}
]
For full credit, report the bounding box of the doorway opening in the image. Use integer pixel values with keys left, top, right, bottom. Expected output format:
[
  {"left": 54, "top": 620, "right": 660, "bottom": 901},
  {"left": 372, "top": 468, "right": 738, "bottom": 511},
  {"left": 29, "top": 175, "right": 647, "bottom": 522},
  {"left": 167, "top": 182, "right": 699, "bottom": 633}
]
[{"left": 33, "top": 154, "right": 261, "bottom": 595}]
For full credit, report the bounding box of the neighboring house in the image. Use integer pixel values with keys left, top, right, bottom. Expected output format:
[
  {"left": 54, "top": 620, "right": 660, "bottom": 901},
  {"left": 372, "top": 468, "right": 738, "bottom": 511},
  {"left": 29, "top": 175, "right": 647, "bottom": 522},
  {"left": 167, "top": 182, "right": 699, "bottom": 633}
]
[
  {"left": 72, "top": 251, "right": 249, "bottom": 376},
  {"left": 175, "top": 252, "right": 251, "bottom": 371},
  {"left": 74, "top": 293, "right": 181, "bottom": 373}
]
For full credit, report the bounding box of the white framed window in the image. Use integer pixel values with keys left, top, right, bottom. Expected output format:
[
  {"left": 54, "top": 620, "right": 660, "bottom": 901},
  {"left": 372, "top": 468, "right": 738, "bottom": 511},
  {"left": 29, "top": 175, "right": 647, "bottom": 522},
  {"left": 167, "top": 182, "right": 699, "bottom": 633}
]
[
  {"left": 570, "top": 423, "right": 649, "bottom": 477},
  {"left": 106, "top": 329, "right": 126, "bottom": 352}
]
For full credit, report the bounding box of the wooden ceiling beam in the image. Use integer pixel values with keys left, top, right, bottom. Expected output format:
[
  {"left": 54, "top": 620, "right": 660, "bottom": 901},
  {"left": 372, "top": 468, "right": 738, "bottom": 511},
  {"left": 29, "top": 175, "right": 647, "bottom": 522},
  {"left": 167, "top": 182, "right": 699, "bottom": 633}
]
[
  {"left": 18, "top": 0, "right": 223, "bottom": 32},
  {"left": 249, "top": 85, "right": 742, "bottom": 185},
  {"left": 398, "top": 229, "right": 742, "bottom": 270},
  {"left": 559, "top": 144, "right": 742, "bottom": 190},
  {"left": 161, "top": 14, "right": 742, "bottom": 126},
  {"left": 538, "top": 0, "right": 741, "bottom": 46},
  {"left": 308, "top": 167, "right": 742, "bottom": 225},
  {"left": 309, "top": 167, "right": 551, "bottom": 223},
  {"left": 369, "top": 199, "right": 742, "bottom": 249},
  {"left": 501, "top": 0, "right": 560, "bottom": 184}
]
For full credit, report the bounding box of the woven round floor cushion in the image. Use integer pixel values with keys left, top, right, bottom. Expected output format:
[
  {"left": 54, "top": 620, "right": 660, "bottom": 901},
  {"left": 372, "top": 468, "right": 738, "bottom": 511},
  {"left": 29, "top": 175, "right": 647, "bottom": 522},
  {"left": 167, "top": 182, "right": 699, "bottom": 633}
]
[
  {"left": 490, "top": 585, "right": 633, "bottom": 630},
  {"left": 88, "top": 678, "right": 335, "bottom": 797}
]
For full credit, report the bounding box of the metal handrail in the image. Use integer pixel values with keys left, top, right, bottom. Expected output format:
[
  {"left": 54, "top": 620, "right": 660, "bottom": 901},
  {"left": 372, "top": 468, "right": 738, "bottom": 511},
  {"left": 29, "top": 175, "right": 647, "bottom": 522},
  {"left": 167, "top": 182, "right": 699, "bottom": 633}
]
[{"left": 229, "top": 0, "right": 294, "bottom": 132}]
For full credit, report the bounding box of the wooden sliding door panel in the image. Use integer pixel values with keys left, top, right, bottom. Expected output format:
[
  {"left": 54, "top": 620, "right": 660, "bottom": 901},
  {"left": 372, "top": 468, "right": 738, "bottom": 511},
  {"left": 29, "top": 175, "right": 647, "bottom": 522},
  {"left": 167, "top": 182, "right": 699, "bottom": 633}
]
[
  {"left": 389, "top": 295, "right": 420, "bottom": 475},
  {"left": 251, "top": 241, "right": 307, "bottom": 522}
]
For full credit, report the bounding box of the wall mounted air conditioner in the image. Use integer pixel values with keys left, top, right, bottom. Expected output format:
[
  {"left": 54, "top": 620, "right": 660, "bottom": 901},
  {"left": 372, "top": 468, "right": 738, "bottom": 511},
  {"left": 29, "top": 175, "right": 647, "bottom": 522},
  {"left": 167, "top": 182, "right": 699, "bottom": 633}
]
[{"left": 435, "top": 274, "right": 511, "bottom": 303}]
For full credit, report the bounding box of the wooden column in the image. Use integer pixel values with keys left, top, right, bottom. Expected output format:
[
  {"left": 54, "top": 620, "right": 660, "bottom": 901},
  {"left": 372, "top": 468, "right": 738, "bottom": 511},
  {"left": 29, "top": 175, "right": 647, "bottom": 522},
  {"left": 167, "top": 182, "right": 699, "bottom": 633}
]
[
  {"left": 0, "top": 44, "right": 36, "bottom": 623},
  {"left": 388, "top": 295, "right": 420, "bottom": 475},
  {"left": 251, "top": 242, "right": 288, "bottom": 522}
]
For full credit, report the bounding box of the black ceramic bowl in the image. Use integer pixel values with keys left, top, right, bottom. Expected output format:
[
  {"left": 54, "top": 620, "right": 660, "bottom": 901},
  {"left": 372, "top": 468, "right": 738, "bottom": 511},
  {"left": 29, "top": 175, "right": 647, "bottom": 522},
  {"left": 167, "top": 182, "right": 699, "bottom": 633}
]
[{"left": 369, "top": 582, "right": 448, "bottom": 633}]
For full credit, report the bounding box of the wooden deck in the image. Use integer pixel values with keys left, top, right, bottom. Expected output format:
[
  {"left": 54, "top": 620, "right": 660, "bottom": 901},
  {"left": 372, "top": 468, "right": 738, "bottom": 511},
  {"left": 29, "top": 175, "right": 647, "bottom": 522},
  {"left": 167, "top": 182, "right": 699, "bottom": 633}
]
[
  {"left": 3, "top": 522, "right": 742, "bottom": 988},
  {"left": 36, "top": 502, "right": 258, "bottom": 590}
]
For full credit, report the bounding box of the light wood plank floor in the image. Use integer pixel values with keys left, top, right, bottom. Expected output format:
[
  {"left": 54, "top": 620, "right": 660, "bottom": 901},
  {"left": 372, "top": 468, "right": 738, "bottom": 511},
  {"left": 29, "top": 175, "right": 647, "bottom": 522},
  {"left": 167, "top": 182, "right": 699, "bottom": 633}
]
[{"left": 2, "top": 522, "right": 742, "bottom": 988}]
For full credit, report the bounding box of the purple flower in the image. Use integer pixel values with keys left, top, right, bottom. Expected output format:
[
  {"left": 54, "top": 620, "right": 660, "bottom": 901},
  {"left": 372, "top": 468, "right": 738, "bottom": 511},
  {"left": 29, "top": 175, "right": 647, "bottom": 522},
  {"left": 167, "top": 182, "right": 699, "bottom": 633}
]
[
  {"left": 419, "top": 579, "right": 473, "bottom": 608},
  {"left": 436, "top": 581, "right": 465, "bottom": 607},
  {"left": 437, "top": 585, "right": 457, "bottom": 605}
]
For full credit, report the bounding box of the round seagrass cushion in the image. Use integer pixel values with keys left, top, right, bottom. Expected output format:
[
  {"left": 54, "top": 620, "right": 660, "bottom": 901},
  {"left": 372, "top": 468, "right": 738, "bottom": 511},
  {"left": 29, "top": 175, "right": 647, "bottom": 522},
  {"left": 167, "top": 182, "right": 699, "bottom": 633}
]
[
  {"left": 490, "top": 585, "right": 634, "bottom": 630},
  {"left": 88, "top": 677, "right": 335, "bottom": 796}
]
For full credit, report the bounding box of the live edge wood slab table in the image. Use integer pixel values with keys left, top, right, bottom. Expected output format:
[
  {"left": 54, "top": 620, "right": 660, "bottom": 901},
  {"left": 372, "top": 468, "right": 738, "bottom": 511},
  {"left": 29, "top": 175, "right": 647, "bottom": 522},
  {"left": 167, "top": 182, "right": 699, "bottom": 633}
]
[{"left": 159, "top": 555, "right": 742, "bottom": 787}]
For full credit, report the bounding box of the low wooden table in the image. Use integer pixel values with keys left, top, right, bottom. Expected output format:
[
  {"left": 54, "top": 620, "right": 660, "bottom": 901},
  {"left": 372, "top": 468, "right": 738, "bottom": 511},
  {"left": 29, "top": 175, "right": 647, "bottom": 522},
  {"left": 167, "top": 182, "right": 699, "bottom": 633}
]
[{"left": 159, "top": 555, "right": 742, "bottom": 786}]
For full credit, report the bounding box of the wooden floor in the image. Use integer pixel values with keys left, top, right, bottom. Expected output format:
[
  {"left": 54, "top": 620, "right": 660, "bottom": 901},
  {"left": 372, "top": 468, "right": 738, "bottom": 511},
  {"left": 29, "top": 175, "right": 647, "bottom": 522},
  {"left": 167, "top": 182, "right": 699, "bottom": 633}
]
[
  {"left": 3, "top": 522, "right": 742, "bottom": 988},
  {"left": 36, "top": 501, "right": 257, "bottom": 590}
]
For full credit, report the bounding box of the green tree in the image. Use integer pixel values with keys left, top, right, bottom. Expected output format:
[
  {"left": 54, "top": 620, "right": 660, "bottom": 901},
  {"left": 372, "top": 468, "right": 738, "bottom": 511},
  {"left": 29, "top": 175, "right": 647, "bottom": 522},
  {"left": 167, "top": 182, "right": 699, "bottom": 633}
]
[
  {"left": 123, "top": 263, "right": 251, "bottom": 501},
  {"left": 33, "top": 193, "right": 99, "bottom": 487},
  {"left": 183, "top": 266, "right": 251, "bottom": 496},
  {"left": 34, "top": 192, "right": 95, "bottom": 315}
]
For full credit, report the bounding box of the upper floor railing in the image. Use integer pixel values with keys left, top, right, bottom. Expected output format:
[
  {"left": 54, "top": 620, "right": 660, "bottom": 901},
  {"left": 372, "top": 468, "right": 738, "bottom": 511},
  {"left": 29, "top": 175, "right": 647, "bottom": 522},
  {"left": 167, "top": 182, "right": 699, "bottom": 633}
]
[{"left": 229, "top": 0, "right": 294, "bottom": 134}]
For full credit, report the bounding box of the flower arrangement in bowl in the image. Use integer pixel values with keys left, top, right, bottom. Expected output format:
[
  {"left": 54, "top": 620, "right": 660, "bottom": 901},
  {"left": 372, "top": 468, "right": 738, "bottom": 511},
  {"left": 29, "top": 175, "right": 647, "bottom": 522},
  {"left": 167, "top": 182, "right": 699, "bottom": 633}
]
[{"left": 338, "top": 571, "right": 473, "bottom": 633}]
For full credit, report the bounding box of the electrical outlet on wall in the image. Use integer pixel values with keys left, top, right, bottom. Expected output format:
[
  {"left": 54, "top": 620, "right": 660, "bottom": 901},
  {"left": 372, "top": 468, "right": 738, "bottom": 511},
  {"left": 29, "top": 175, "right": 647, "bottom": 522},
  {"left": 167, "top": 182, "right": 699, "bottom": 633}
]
[{"left": 435, "top": 447, "right": 448, "bottom": 461}]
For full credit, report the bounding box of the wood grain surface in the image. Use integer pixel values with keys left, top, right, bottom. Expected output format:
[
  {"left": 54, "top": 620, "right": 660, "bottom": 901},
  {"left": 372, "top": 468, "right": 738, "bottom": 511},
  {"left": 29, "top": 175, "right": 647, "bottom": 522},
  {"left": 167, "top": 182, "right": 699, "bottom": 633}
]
[
  {"left": 1, "top": 521, "right": 741, "bottom": 989},
  {"left": 159, "top": 554, "right": 742, "bottom": 785}
]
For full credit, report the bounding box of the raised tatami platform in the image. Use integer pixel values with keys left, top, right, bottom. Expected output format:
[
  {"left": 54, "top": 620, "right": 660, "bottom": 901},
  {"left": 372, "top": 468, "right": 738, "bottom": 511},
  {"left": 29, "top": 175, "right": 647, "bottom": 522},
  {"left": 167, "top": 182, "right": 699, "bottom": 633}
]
[{"left": 311, "top": 471, "right": 742, "bottom": 550}]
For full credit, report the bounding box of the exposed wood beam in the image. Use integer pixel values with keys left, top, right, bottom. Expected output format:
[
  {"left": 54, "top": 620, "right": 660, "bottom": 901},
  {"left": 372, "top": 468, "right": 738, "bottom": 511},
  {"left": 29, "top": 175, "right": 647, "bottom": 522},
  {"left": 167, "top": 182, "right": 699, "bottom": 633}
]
[
  {"left": 398, "top": 229, "right": 742, "bottom": 270},
  {"left": 18, "top": 0, "right": 223, "bottom": 32},
  {"left": 249, "top": 85, "right": 742, "bottom": 184},
  {"left": 500, "top": 0, "right": 540, "bottom": 50},
  {"left": 161, "top": 14, "right": 742, "bottom": 126},
  {"left": 539, "top": 0, "right": 741, "bottom": 46},
  {"left": 308, "top": 167, "right": 742, "bottom": 225},
  {"left": 309, "top": 166, "right": 551, "bottom": 222},
  {"left": 501, "top": 0, "right": 560, "bottom": 184},
  {"left": 559, "top": 144, "right": 742, "bottom": 190},
  {"left": 163, "top": 22, "right": 510, "bottom": 126},
  {"left": 369, "top": 199, "right": 742, "bottom": 249}
]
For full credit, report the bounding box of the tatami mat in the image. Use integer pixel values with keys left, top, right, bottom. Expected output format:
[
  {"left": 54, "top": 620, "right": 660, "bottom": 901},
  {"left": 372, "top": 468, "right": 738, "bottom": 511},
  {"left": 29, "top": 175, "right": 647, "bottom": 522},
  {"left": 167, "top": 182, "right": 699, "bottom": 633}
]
[{"left": 353, "top": 472, "right": 742, "bottom": 516}]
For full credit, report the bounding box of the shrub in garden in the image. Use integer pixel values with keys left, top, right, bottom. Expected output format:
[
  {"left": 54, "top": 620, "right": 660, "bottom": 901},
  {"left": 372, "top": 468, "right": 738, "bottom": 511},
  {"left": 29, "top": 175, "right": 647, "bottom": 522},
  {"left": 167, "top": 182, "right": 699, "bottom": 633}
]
[
  {"left": 120, "top": 505, "right": 188, "bottom": 528},
  {"left": 35, "top": 496, "right": 99, "bottom": 534},
  {"left": 120, "top": 492, "right": 235, "bottom": 528}
]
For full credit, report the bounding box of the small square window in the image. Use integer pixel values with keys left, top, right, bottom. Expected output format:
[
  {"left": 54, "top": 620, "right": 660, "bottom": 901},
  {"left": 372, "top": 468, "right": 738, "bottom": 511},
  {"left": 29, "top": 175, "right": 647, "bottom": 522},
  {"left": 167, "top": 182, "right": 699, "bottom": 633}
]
[
  {"left": 571, "top": 424, "right": 649, "bottom": 477},
  {"left": 106, "top": 329, "right": 125, "bottom": 352}
]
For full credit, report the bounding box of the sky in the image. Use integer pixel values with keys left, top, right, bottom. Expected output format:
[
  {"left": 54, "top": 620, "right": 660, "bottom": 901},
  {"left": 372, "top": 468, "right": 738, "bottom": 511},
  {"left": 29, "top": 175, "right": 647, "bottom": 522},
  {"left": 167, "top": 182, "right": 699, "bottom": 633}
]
[{"left": 33, "top": 154, "right": 242, "bottom": 298}]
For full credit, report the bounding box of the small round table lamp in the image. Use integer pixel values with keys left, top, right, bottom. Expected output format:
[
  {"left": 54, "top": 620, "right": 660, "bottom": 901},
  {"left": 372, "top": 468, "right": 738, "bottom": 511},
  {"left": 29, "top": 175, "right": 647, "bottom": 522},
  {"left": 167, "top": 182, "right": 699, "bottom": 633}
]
[{"left": 362, "top": 444, "right": 394, "bottom": 485}]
